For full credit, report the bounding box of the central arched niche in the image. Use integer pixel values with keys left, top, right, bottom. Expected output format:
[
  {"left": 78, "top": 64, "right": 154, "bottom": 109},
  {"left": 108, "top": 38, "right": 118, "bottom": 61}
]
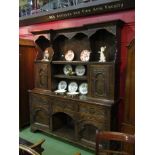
[
  {"left": 52, "top": 112, "right": 75, "bottom": 139},
  {"left": 89, "top": 29, "right": 116, "bottom": 62}
]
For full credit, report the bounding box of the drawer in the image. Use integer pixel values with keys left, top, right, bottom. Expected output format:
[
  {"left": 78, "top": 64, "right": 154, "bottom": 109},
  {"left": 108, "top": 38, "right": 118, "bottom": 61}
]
[
  {"left": 52, "top": 98, "right": 78, "bottom": 112},
  {"left": 30, "top": 93, "right": 49, "bottom": 110},
  {"left": 79, "top": 102, "right": 109, "bottom": 116}
]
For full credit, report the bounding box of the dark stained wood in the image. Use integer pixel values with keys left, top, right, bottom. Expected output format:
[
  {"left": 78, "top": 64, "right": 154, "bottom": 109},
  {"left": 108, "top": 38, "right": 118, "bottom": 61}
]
[
  {"left": 19, "top": 39, "right": 35, "bottom": 46},
  {"left": 121, "top": 39, "right": 135, "bottom": 154},
  {"left": 29, "top": 21, "right": 123, "bottom": 150},
  {"left": 34, "top": 61, "right": 52, "bottom": 91},
  {"left": 89, "top": 64, "right": 115, "bottom": 100},
  {"left": 122, "top": 39, "right": 135, "bottom": 134},
  {"left": 19, "top": 39, "right": 37, "bottom": 128},
  {"left": 95, "top": 131, "right": 135, "bottom": 155},
  {"left": 19, "top": 138, "right": 45, "bottom": 155}
]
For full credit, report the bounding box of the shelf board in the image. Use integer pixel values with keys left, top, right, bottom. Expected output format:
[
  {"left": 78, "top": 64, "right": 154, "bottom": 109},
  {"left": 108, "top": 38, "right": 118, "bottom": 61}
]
[
  {"left": 52, "top": 61, "right": 89, "bottom": 64},
  {"left": 52, "top": 61, "right": 115, "bottom": 65},
  {"left": 54, "top": 74, "right": 87, "bottom": 80}
]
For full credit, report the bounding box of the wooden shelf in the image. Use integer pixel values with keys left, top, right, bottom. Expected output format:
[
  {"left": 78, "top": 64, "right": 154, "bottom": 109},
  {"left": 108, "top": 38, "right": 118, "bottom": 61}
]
[
  {"left": 52, "top": 61, "right": 114, "bottom": 65},
  {"left": 53, "top": 74, "right": 87, "bottom": 80},
  {"left": 52, "top": 61, "right": 88, "bottom": 64}
]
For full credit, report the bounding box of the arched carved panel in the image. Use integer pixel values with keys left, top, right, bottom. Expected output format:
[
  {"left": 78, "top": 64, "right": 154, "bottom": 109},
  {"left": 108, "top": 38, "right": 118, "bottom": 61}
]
[
  {"left": 94, "top": 72, "right": 107, "bottom": 97},
  {"left": 89, "top": 64, "right": 114, "bottom": 100},
  {"left": 32, "top": 108, "right": 49, "bottom": 127},
  {"left": 34, "top": 62, "right": 51, "bottom": 90},
  {"left": 80, "top": 123, "right": 98, "bottom": 142}
]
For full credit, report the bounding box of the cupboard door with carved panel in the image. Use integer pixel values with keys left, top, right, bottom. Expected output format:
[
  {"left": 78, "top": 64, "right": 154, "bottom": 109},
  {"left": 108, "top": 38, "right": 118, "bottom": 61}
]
[
  {"left": 34, "top": 62, "right": 52, "bottom": 91},
  {"left": 30, "top": 93, "right": 50, "bottom": 131},
  {"left": 89, "top": 64, "right": 114, "bottom": 100}
]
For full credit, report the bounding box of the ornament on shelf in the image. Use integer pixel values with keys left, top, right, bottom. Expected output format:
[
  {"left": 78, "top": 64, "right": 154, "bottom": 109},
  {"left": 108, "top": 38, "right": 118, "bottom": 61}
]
[
  {"left": 42, "top": 49, "right": 50, "bottom": 61},
  {"left": 98, "top": 46, "right": 106, "bottom": 62},
  {"left": 41, "top": 47, "right": 54, "bottom": 61}
]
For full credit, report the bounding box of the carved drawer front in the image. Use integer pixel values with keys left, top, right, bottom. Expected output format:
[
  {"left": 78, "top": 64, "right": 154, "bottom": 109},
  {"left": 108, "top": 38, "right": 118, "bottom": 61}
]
[
  {"left": 52, "top": 98, "right": 77, "bottom": 113},
  {"left": 31, "top": 93, "right": 49, "bottom": 110},
  {"left": 34, "top": 62, "right": 51, "bottom": 90},
  {"left": 89, "top": 64, "right": 114, "bottom": 100},
  {"left": 79, "top": 103, "right": 110, "bottom": 123}
]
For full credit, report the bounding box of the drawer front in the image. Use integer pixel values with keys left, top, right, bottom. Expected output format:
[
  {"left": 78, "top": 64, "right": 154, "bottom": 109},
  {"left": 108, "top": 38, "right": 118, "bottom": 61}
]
[
  {"left": 79, "top": 103, "right": 111, "bottom": 128},
  {"left": 52, "top": 98, "right": 78, "bottom": 113},
  {"left": 79, "top": 102, "right": 108, "bottom": 116},
  {"left": 31, "top": 93, "right": 49, "bottom": 110}
]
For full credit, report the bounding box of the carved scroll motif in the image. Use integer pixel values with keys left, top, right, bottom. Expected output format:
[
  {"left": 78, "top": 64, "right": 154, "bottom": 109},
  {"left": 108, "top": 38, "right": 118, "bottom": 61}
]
[{"left": 39, "top": 65, "right": 48, "bottom": 88}]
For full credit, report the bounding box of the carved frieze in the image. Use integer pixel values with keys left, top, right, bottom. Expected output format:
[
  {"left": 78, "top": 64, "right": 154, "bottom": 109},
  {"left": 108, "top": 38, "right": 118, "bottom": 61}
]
[
  {"left": 79, "top": 102, "right": 108, "bottom": 116},
  {"left": 31, "top": 107, "right": 50, "bottom": 127}
]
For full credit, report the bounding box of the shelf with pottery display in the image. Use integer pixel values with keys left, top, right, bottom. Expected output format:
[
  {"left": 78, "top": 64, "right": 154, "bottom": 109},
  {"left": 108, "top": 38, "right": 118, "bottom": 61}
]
[
  {"left": 52, "top": 61, "right": 114, "bottom": 64},
  {"left": 29, "top": 20, "right": 123, "bottom": 150},
  {"left": 53, "top": 75, "right": 87, "bottom": 80}
]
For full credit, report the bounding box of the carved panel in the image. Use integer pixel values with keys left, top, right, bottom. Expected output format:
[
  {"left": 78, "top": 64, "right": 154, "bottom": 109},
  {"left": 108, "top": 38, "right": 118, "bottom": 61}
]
[
  {"left": 30, "top": 93, "right": 50, "bottom": 128},
  {"left": 51, "top": 98, "right": 79, "bottom": 115},
  {"left": 31, "top": 93, "right": 49, "bottom": 110},
  {"left": 35, "top": 62, "right": 51, "bottom": 90},
  {"left": 89, "top": 64, "right": 114, "bottom": 100},
  {"left": 79, "top": 102, "right": 107, "bottom": 116},
  {"left": 32, "top": 108, "right": 49, "bottom": 128},
  {"left": 80, "top": 112, "right": 107, "bottom": 124},
  {"left": 80, "top": 124, "right": 98, "bottom": 142},
  {"left": 95, "top": 72, "right": 107, "bottom": 97}
]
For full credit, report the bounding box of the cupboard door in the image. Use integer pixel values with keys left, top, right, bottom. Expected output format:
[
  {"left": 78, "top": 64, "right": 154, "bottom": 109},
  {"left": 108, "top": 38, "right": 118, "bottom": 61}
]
[
  {"left": 34, "top": 62, "right": 52, "bottom": 91},
  {"left": 89, "top": 64, "right": 114, "bottom": 100},
  {"left": 30, "top": 93, "right": 50, "bottom": 130}
]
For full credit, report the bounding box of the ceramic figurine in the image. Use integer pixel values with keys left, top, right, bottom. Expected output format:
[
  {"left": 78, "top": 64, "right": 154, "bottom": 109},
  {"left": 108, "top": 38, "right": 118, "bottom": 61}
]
[
  {"left": 98, "top": 46, "right": 106, "bottom": 62},
  {"left": 42, "top": 49, "right": 50, "bottom": 61}
]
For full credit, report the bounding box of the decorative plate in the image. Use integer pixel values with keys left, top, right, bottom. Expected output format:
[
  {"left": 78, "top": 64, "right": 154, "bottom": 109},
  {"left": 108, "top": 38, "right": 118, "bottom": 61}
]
[
  {"left": 63, "top": 65, "right": 73, "bottom": 75},
  {"left": 68, "top": 82, "right": 78, "bottom": 93},
  {"left": 80, "top": 50, "right": 91, "bottom": 62},
  {"left": 75, "top": 65, "right": 85, "bottom": 76},
  {"left": 65, "top": 50, "right": 74, "bottom": 61},
  {"left": 79, "top": 83, "right": 88, "bottom": 95},
  {"left": 58, "top": 81, "right": 67, "bottom": 90}
]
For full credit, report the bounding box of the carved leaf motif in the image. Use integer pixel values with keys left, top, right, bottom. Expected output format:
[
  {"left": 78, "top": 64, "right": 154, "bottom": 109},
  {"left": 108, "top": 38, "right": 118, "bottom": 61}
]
[{"left": 38, "top": 64, "right": 48, "bottom": 88}]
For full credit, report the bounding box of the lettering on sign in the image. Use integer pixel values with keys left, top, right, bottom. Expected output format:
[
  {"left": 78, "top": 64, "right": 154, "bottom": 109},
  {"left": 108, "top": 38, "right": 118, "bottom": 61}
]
[{"left": 48, "top": 1, "right": 125, "bottom": 21}]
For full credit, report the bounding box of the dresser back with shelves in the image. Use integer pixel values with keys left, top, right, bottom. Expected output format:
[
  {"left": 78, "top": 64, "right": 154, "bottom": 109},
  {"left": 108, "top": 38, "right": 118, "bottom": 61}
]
[{"left": 29, "top": 20, "right": 123, "bottom": 150}]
